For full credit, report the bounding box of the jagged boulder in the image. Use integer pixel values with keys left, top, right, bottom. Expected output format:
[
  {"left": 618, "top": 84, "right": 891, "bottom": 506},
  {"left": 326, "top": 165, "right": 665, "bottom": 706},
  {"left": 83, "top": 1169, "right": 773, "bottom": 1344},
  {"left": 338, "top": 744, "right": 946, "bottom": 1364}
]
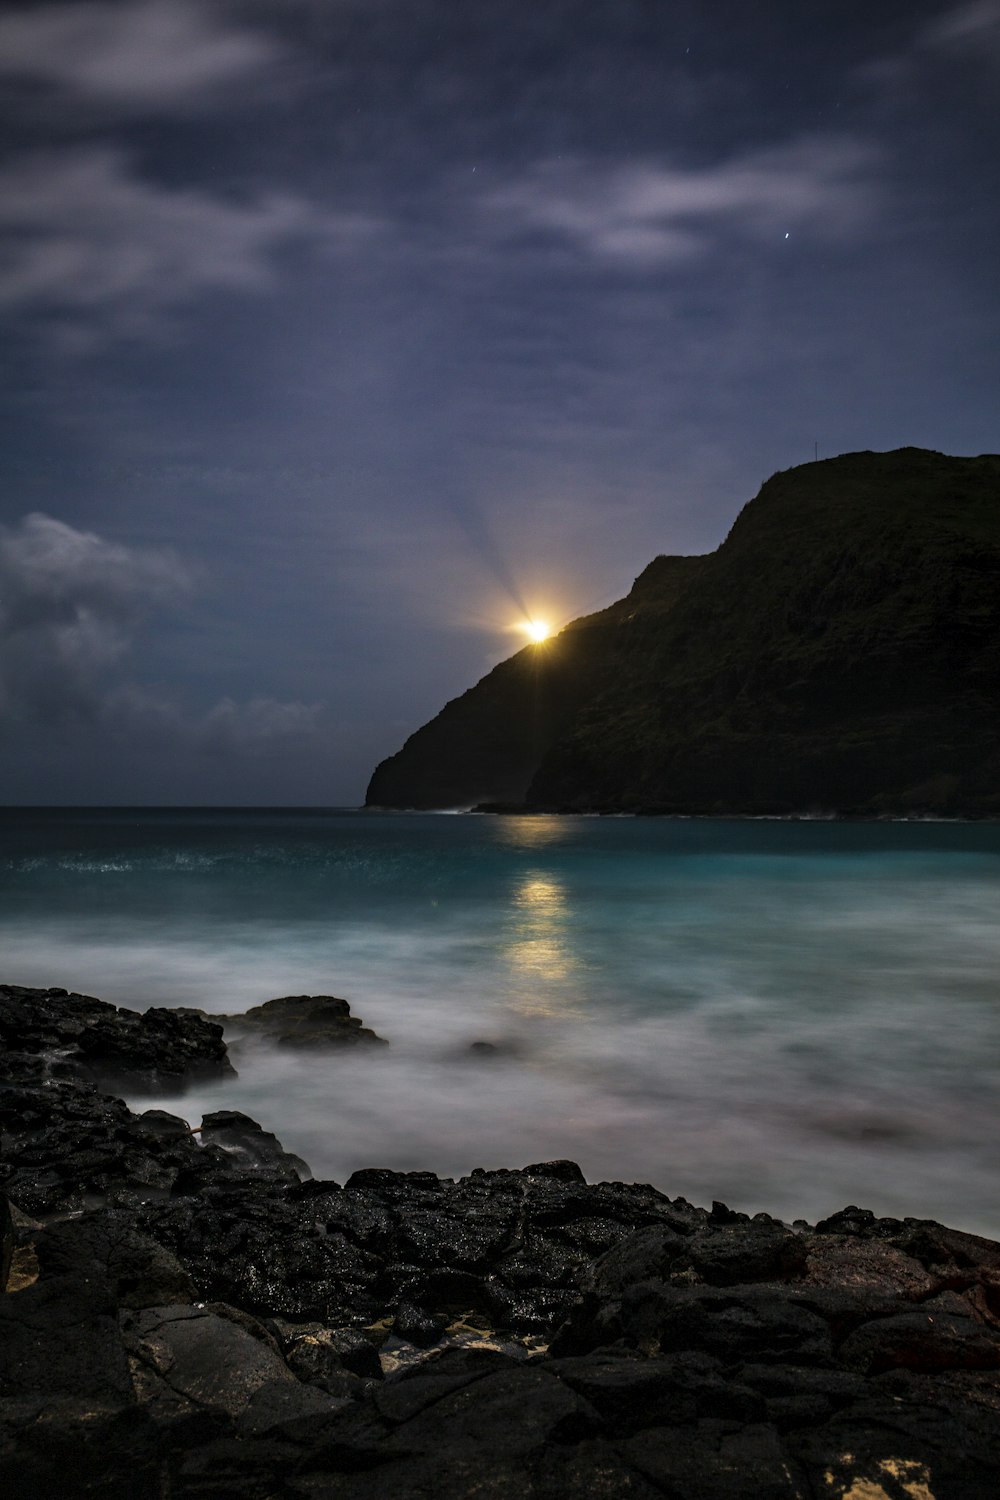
[
  {"left": 0, "top": 984, "right": 232, "bottom": 1094},
  {"left": 215, "top": 994, "right": 387, "bottom": 1049}
]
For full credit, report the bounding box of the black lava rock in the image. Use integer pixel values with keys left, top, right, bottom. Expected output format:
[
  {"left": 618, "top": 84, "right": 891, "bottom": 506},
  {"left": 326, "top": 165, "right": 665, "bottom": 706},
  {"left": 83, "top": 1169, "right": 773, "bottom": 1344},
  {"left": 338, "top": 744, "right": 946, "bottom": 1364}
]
[
  {"left": 3, "top": 976, "right": 1000, "bottom": 1499},
  {"left": 216, "top": 994, "right": 387, "bottom": 1049},
  {"left": 0, "top": 984, "right": 232, "bottom": 1094}
]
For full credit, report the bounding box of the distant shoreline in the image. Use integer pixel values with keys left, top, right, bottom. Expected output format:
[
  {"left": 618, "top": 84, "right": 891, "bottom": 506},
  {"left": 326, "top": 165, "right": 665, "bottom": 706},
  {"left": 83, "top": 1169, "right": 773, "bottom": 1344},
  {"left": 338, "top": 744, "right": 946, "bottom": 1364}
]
[{"left": 2, "top": 802, "right": 999, "bottom": 824}]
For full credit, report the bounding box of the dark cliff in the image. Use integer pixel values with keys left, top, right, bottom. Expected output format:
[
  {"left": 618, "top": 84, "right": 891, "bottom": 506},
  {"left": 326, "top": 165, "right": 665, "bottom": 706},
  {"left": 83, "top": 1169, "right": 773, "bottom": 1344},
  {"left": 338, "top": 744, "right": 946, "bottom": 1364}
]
[
  {"left": 366, "top": 449, "right": 1000, "bottom": 816},
  {"left": 364, "top": 593, "right": 648, "bottom": 809}
]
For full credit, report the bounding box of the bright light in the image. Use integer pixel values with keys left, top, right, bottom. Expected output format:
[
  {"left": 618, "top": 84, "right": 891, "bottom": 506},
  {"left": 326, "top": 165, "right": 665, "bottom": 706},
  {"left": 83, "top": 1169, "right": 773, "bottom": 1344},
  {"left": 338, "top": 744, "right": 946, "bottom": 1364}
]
[{"left": 510, "top": 614, "right": 557, "bottom": 644}]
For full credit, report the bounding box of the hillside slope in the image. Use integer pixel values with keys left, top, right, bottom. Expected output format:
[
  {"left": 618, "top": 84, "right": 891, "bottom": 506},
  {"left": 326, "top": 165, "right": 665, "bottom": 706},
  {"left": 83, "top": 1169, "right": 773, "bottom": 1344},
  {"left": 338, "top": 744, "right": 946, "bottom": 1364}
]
[
  {"left": 366, "top": 449, "right": 1000, "bottom": 816},
  {"left": 364, "top": 594, "right": 641, "bottom": 810}
]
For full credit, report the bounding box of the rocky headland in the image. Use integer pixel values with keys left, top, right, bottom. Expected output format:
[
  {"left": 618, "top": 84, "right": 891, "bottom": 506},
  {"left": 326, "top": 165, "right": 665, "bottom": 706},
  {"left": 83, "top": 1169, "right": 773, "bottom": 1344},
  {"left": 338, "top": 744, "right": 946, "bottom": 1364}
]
[
  {"left": 2, "top": 984, "right": 999, "bottom": 1498},
  {"left": 366, "top": 448, "right": 1000, "bottom": 817}
]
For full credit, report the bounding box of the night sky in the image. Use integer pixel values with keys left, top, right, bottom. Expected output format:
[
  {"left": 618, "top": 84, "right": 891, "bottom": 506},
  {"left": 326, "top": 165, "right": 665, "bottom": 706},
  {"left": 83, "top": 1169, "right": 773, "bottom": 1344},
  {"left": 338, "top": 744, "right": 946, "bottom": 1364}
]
[{"left": 2, "top": 0, "right": 998, "bottom": 804}]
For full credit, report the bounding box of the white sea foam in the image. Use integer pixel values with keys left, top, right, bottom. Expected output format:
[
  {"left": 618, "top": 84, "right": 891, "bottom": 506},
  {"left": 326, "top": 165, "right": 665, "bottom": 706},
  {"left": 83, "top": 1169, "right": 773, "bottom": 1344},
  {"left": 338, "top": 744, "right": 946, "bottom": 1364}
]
[
  {"left": 129, "top": 994, "right": 1000, "bottom": 1239},
  {"left": 3, "top": 812, "right": 999, "bottom": 1237}
]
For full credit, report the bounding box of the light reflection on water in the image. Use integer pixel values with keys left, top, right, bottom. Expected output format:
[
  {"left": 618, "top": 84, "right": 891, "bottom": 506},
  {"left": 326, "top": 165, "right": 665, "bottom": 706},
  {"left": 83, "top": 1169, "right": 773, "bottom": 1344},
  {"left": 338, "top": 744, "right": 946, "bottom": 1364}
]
[
  {"left": 493, "top": 814, "right": 575, "bottom": 849},
  {"left": 505, "top": 871, "right": 583, "bottom": 1016},
  {"left": 1, "top": 810, "right": 999, "bottom": 1235}
]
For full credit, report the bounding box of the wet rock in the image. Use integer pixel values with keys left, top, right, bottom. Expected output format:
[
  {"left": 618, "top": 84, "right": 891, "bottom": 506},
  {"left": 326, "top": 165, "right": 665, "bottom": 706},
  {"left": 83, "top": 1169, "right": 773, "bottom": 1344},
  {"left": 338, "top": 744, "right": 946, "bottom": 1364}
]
[
  {"left": 465, "top": 1038, "right": 525, "bottom": 1060},
  {"left": 485, "top": 1282, "right": 577, "bottom": 1333},
  {"left": 395, "top": 1206, "right": 510, "bottom": 1272},
  {"left": 218, "top": 994, "right": 387, "bottom": 1048},
  {"left": 552, "top": 1215, "right": 638, "bottom": 1257},
  {"left": 495, "top": 1231, "right": 584, "bottom": 1290},
  {"left": 4, "top": 986, "right": 1000, "bottom": 1500},
  {"left": 622, "top": 1420, "right": 804, "bottom": 1500},
  {"left": 405, "top": 1266, "right": 491, "bottom": 1314},
  {"left": 645, "top": 1284, "right": 835, "bottom": 1366},
  {"left": 0, "top": 983, "right": 232, "bottom": 1094},
  {"left": 278, "top": 1322, "right": 382, "bottom": 1395},
  {"left": 838, "top": 1308, "right": 1000, "bottom": 1374},
  {"left": 789, "top": 1397, "right": 1000, "bottom": 1500},
  {"left": 0, "top": 1075, "right": 319, "bottom": 1233},
  {"left": 0, "top": 1076, "right": 149, "bottom": 1218},
  {"left": 280, "top": 1322, "right": 383, "bottom": 1379},
  {"left": 1, "top": 1196, "right": 12, "bottom": 1291},
  {"left": 0, "top": 984, "right": 118, "bottom": 1061},
  {"left": 123, "top": 1301, "right": 298, "bottom": 1417},
  {"left": 548, "top": 1350, "right": 766, "bottom": 1431},
  {"left": 531, "top": 1438, "right": 665, "bottom": 1500},
  {"left": 709, "top": 1199, "right": 751, "bottom": 1225},
  {"left": 583, "top": 1224, "right": 692, "bottom": 1296},
  {"left": 0, "top": 1402, "right": 167, "bottom": 1500},
  {"left": 392, "top": 1299, "right": 448, "bottom": 1348},
  {"left": 555, "top": 1279, "right": 836, "bottom": 1366},
  {"left": 0, "top": 1238, "right": 134, "bottom": 1414},
  {"left": 896, "top": 1219, "right": 1000, "bottom": 1281},
  {"left": 800, "top": 1232, "right": 936, "bottom": 1298},
  {"left": 814, "top": 1204, "right": 905, "bottom": 1239},
  {"left": 523, "top": 1159, "right": 588, "bottom": 1184},
  {"left": 236, "top": 1374, "right": 344, "bottom": 1436},
  {"left": 77, "top": 1005, "right": 232, "bottom": 1093},
  {"left": 372, "top": 1346, "right": 519, "bottom": 1424},
  {"left": 382, "top": 1361, "right": 600, "bottom": 1454},
  {"left": 35, "top": 1216, "right": 194, "bottom": 1308},
  {"left": 199, "top": 1109, "right": 309, "bottom": 1184},
  {"left": 734, "top": 1363, "right": 867, "bottom": 1430},
  {"left": 684, "top": 1220, "right": 809, "bottom": 1286},
  {"left": 127, "top": 1108, "right": 195, "bottom": 1142}
]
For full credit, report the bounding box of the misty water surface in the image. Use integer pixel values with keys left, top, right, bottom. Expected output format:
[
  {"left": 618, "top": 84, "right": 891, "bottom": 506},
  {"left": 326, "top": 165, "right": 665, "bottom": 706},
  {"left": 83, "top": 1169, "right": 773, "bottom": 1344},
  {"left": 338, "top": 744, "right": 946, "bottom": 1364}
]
[{"left": 2, "top": 808, "right": 998, "bottom": 1236}]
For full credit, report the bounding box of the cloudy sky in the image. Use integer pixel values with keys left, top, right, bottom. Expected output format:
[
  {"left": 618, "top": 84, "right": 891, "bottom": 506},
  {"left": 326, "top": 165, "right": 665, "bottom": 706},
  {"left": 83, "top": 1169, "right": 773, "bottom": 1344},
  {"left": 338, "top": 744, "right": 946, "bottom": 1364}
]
[{"left": 1, "top": 0, "right": 998, "bottom": 803}]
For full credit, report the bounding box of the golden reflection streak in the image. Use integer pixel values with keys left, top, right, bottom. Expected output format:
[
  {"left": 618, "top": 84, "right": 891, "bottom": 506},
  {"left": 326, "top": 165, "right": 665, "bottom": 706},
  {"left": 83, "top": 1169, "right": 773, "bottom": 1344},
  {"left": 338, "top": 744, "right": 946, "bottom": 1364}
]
[
  {"left": 493, "top": 815, "right": 570, "bottom": 849},
  {"left": 503, "top": 871, "right": 581, "bottom": 1018}
]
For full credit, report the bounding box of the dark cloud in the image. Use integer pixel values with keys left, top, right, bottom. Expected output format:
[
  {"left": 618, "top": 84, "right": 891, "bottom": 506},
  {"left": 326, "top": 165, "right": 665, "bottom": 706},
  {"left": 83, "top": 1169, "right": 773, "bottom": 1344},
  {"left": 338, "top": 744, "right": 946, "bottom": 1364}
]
[
  {"left": 0, "top": 512, "right": 189, "bottom": 722},
  {"left": 0, "top": 0, "right": 996, "bottom": 801},
  {"left": 857, "top": 0, "right": 1000, "bottom": 91},
  {"left": 918, "top": 0, "right": 1000, "bottom": 53},
  {"left": 0, "top": 511, "right": 188, "bottom": 625},
  {"left": 0, "top": 513, "right": 325, "bottom": 770},
  {"left": 104, "top": 685, "right": 327, "bottom": 756},
  {"left": 480, "top": 136, "right": 881, "bottom": 269},
  {"left": 0, "top": 147, "right": 373, "bottom": 345},
  {"left": 0, "top": 0, "right": 284, "bottom": 113}
]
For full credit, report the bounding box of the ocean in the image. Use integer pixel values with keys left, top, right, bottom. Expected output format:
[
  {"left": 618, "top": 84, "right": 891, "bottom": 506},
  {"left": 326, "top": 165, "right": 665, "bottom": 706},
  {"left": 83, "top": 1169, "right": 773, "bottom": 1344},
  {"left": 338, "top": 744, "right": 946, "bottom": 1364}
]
[{"left": 2, "top": 808, "right": 998, "bottom": 1237}]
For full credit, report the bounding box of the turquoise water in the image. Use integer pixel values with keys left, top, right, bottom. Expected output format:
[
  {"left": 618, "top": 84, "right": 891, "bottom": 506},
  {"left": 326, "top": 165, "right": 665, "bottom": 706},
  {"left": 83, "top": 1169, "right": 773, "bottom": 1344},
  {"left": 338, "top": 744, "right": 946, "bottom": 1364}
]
[{"left": 2, "top": 808, "right": 999, "bottom": 1235}]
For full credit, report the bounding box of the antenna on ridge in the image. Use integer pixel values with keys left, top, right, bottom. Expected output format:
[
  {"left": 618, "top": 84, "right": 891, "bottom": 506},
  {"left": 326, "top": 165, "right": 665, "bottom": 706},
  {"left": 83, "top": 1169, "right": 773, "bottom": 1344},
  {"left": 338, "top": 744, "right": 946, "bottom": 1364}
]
[{"left": 814, "top": 441, "right": 819, "bottom": 462}]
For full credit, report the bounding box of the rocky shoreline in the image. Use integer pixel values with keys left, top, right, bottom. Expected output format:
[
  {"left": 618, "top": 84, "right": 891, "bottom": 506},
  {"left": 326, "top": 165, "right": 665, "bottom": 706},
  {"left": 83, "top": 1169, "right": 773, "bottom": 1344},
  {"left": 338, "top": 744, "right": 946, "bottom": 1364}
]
[{"left": 2, "top": 985, "right": 999, "bottom": 1498}]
